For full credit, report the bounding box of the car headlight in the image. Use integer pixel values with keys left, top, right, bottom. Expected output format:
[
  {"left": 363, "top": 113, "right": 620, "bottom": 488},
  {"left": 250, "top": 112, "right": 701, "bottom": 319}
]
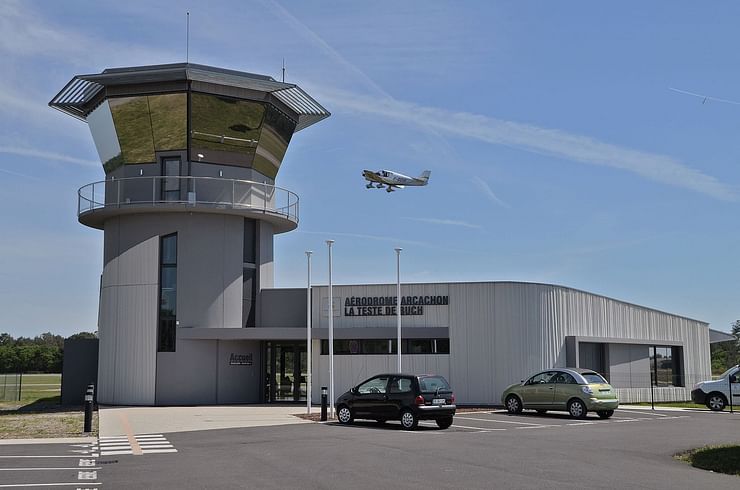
[{"left": 581, "top": 386, "right": 593, "bottom": 395}]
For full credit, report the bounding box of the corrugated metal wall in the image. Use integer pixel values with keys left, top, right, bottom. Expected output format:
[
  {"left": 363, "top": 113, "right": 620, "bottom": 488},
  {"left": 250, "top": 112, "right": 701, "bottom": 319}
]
[
  {"left": 308, "top": 282, "right": 709, "bottom": 405},
  {"left": 98, "top": 219, "right": 158, "bottom": 405},
  {"left": 448, "top": 282, "right": 710, "bottom": 404}
]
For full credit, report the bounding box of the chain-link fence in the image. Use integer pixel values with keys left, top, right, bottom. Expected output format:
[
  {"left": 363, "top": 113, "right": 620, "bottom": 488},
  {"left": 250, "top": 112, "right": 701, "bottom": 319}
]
[{"left": 0, "top": 373, "right": 22, "bottom": 401}]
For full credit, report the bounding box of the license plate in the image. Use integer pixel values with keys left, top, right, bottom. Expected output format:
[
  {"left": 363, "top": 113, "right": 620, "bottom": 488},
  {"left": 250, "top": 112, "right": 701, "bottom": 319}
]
[{"left": 432, "top": 398, "right": 446, "bottom": 405}]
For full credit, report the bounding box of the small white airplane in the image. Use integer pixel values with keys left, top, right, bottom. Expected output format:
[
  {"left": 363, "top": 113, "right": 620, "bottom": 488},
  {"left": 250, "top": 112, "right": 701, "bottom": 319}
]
[{"left": 362, "top": 169, "right": 431, "bottom": 193}]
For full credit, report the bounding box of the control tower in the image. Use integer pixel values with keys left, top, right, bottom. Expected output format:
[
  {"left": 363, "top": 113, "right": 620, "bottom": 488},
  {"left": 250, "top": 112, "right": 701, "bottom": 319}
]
[{"left": 50, "top": 63, "right": 329, "bottom": 405}]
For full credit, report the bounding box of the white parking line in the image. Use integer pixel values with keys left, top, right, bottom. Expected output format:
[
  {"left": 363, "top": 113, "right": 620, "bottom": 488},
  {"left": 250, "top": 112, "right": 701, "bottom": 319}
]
[
  {"left": 616, "top": 409, "right": 668, "bottom": 417},
  {"left": 0, "top": 456, "right": 82, "bottom": 459},
  {"left": 514, "top": 425, "right": 562, "bottom": 429},
  {"left": 0, "top": 467, "right": 101, "bottom": 471},
  {"left": 0, "top": 484, "right": 102, "bottom": 488},
  {"left": 455, "top": 416, "right": 544, "bottom": 426}
]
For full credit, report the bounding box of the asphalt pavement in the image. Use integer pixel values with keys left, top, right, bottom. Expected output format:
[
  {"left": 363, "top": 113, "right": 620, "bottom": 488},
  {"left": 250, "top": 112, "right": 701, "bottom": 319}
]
[{"left": 1, "top": 408, "right": 738, "bottom": 489}]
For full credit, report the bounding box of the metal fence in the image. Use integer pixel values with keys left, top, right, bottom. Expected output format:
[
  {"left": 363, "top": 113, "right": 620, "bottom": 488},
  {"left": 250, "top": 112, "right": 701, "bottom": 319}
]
[
  {"left": 0, "top": 373, "right": 21, "bottom": 401},
  {"left": 603, "top": 371, "right": 738, "bottom": 411}
]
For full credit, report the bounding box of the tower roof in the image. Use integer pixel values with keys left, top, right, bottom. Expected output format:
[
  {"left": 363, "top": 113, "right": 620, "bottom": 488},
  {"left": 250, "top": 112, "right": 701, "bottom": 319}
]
[{"left": 49, "top": 63, "right": 330, "bottom": 132}]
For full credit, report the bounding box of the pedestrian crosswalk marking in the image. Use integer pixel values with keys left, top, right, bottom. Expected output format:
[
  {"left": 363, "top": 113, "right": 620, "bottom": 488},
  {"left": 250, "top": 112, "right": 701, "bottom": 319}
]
[{"left": 94, "top": 434, "right": 177, "bottom": 456}]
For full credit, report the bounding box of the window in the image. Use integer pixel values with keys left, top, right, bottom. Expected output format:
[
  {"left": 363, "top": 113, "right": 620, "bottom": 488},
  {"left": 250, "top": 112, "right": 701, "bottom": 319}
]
[
  {"left": 527, "top": 372, "right": 556, "bottom": 385},
  {"left": 581, "top": 372, "right": 607, "bottom": 384},
  {"left": 650, "top": 346, "right": 683, "bottom": 387},
  {"left": 389, "top": 377, "right": 413, "bottom": 393},
  {"left": 161, "top": 157, "right": 181, "bottom": 201},
  {"left": 407, "top": 339, "right": 433, "bottom": 354},
  {"left": 357, "top": 376, "right": 389, "bottom": 394},
  {"left": 158, "top": 233, "right": 177, "bottom": 352},
  {"left": 554, "top": 372, "right": 577, "bottom": 384},
  {"left": 418, "top": 376, "right": 451, "bottom": 393},
  {"left": 319, "top": 338, "right": 451, "bottom": 355},
  {"left": 191, "top": 93, "right": 264, "bottom": 167}
]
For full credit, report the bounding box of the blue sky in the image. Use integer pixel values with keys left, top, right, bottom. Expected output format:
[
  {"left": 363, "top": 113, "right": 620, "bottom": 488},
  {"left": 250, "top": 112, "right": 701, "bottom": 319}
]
[{"left": 1, "top": 1, "right": 739, "bottom": 337}]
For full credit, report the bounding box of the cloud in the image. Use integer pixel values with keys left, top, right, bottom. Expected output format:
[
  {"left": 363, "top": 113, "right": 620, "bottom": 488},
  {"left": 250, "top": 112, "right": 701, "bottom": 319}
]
[
  {"left": 315, "top": 89, "right": 736, "bottom": 202},
  {"left": 0, "top": 1, "right": 177, "bottom": 68},
  {"left": 0, "top": 166, "right": 42, "bottom": 181},
  {"left": 263, "top": 0, "right": 735, "bottom": 202},
  {"left": 471, "top": 177, "right": 510, "bottom": 208},
  {"left": 402, "top": 217, "right": 482, "bottom": 229},
  {"left": 0, "top": 146, "right": 98, "bottom": 167}
]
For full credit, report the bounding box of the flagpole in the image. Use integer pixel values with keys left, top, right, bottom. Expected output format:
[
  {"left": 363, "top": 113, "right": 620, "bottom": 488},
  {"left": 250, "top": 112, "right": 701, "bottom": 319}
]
[
  {"left": 395, "top": 248, "right": 402, "bottom": 372},
  {"left": 326, "top": 240, "right": 335, "bottom": 418},
  {"left": 306, "top": 250, "right": 312, "bottom": 414}
]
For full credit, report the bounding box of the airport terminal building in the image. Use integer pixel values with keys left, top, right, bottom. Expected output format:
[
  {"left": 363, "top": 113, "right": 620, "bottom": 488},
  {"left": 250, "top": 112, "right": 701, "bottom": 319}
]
[{"left": 51, "top": 63, "right": 711, "bottom": 407}]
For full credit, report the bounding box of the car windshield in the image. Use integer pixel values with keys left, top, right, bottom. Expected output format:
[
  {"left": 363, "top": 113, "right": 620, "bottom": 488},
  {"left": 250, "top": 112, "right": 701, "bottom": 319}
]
[
  {"left": 418, "top": 376, "right": 451, "bottom": 393},
  {"left": 718, "top": 366, "right": 739, "bottom": 379},
  {"left": 581, "top": 372, "right": 607, "bottom": 384}
]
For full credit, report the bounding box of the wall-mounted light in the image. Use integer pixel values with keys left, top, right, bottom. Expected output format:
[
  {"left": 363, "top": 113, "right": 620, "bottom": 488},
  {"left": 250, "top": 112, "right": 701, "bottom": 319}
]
[
  {"left": 139, "top": 169, "right": 143, "bottom": 176},
  {"left": 219, "top": 170, "right": 223, "bottom": 177}
]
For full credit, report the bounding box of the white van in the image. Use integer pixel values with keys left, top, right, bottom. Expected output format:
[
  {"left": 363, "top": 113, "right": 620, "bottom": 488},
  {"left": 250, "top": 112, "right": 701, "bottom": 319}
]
[{"left": 691, "top": 365, "right": 740, "bottom": 411}]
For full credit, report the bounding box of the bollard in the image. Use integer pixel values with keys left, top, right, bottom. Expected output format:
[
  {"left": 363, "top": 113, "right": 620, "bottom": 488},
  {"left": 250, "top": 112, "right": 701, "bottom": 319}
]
[
  {"left": 320, "top": 386, "right": 328, "bottom": 421},
  {"left": 84, "top": 383, "right": 94, "bottom": 433}
]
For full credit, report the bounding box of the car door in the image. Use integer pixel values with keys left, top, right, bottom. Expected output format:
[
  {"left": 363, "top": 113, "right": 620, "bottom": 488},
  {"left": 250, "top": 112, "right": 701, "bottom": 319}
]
[
  {"left": 552, "top": 371, "right": 578, "bottom": 409},
  {"left": 353, "top": 375, "right": 390, "bottom": 418},
  {"left": 521, "top": 371, "right": 557, "bottom": 407},
  {"left": 386, "top": 376, "right": 415, "bottom": 419}
]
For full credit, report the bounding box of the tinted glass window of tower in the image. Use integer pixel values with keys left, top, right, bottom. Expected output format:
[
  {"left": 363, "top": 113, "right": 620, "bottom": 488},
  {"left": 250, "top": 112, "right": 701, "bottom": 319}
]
[
  {"left": 243, "top": 219, "right": 257, "bottom": 327},
  {"left": 158, "top": 234, "right": 177, "bottom": 352}
]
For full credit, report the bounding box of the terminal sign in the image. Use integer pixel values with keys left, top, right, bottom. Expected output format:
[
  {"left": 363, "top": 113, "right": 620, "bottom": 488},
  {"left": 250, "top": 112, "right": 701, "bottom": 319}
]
[
  {"left": 343, "top": 295, "right": 448, "bottom": 317},
  {"left": 229, "top": 353, "right": 253, "bottom": 366}
]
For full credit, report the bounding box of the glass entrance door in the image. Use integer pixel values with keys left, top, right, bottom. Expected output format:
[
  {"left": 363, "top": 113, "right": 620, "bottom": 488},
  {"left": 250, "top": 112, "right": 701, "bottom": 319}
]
[{"left": 265, "top": 342, "right": 307, "bottom": 402}]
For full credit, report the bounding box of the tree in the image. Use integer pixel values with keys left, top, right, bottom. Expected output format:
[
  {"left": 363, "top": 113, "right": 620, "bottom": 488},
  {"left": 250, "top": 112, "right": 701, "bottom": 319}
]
[{"left": 67, "top": 332, "right": 97, "bottom": 340}]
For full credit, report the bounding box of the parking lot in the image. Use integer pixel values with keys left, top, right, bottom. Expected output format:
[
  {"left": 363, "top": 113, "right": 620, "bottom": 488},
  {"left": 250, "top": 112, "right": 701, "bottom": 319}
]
[{"left": 1, "top": 407, "right": 737, "bottom": 489}]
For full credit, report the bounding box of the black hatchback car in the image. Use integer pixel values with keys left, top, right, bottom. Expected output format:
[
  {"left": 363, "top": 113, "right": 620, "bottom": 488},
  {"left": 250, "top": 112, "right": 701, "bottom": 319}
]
[{"left": 336, "top": 373, "right": 456, "bottom": 430}]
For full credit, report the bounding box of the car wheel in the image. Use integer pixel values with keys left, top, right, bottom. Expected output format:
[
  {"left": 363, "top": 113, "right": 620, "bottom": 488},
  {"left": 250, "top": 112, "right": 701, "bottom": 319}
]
[
  {"left": 536, "top": 409, "right": 547, "bottom": 415},
  {"left": 568, "top": 399, "right": 587, "bottom": 419},
  {"left": 597, "top": 410, "right": 614, "bottom": 419},
  {"left": 505, "top": 395, "right": 523, "bottom": 414},
  {"left": 400, "top": 410, "right": 419, "bottom": 430},
  {"left": 436, "top": 417, "right": 453, "bottom": 429},
  {"left": 337, "top": 405, "right": 354, "bottom": 424},
  {"left": 706, "top": 393, "right": 726, "bottom": 412}
]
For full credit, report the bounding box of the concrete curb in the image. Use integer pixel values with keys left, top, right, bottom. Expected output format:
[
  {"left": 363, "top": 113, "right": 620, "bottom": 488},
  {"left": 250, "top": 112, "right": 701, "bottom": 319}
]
[{"left": 0, "top": 436, "right": 96, "bottom": 445}]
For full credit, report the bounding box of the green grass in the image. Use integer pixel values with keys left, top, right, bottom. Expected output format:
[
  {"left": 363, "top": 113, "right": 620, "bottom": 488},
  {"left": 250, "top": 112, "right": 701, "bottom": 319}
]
[
  {"left": 677, "top": 445, "right": 740, "bottom": 476},
  {"left": 0, "top": 374, "right": 97, "bottom": 438},
  {"left": 0, "top": 373, "right": 61, "bottom": 404}
]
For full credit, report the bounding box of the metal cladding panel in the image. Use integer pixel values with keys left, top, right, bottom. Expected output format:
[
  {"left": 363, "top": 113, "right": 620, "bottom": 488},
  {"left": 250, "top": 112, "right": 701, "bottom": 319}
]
[
  {"left": 116, "top": 236, "right": 159, "bottom": 286},
  {"left": 113, "top": 284, "right": 158, "bottom": 405},
  {"left": 312, "top": 284, "right": 450, "bottom": 330},
  {"left": 96, "top": 287, "right": 118, "bottom": 404},
  {"left": 155, "top": 340, "right": 218, "bottom": 405},
  {"left": 445, "top": 282, "right": 709, "bottom": 405}
]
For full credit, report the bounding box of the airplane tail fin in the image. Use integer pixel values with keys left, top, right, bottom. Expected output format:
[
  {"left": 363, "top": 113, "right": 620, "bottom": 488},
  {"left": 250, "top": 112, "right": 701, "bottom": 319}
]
[{"left": 418, "top": 170, "right": 431, "bottom": 183}]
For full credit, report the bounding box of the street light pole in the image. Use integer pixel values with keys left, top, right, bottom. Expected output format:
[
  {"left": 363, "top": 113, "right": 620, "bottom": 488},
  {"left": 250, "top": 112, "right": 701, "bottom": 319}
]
[
  {"left": 395, "top": 247, "right": 402, "bottom": 373},
  {"left": 306, "top": 250, "right": 312, "bottom": 415},
  {"left": 326, "top": 240, "right": 335, "bottom": 418}
]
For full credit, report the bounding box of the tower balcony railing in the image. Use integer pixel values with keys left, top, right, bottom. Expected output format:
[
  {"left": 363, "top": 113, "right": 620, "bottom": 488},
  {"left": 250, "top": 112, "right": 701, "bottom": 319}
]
[{"left": 77, "top": 176, "right": 299, "bottom": 232}]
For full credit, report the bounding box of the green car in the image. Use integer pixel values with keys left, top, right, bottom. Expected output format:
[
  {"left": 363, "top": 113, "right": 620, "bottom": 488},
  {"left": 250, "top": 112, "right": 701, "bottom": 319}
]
[{"left": 501, "top": 368, "right": 619, "bottom": 419}]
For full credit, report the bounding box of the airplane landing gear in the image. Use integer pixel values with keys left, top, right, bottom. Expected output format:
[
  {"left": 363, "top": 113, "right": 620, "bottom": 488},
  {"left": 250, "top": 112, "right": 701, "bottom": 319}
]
[
  {"left": 376, "top": 184, "right": 384, "bottom": 188},
  {"left": 366, "top": 183, "right": 374, "bottom": 189},
  {"left": 386, "top": 187, "right": 393, "bottom": 193}
]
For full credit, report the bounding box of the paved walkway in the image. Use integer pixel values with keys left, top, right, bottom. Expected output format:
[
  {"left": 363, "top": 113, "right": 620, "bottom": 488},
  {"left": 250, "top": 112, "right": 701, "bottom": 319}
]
[{"left": 99, "top": 405, "right": 312, "bottom": 437}]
